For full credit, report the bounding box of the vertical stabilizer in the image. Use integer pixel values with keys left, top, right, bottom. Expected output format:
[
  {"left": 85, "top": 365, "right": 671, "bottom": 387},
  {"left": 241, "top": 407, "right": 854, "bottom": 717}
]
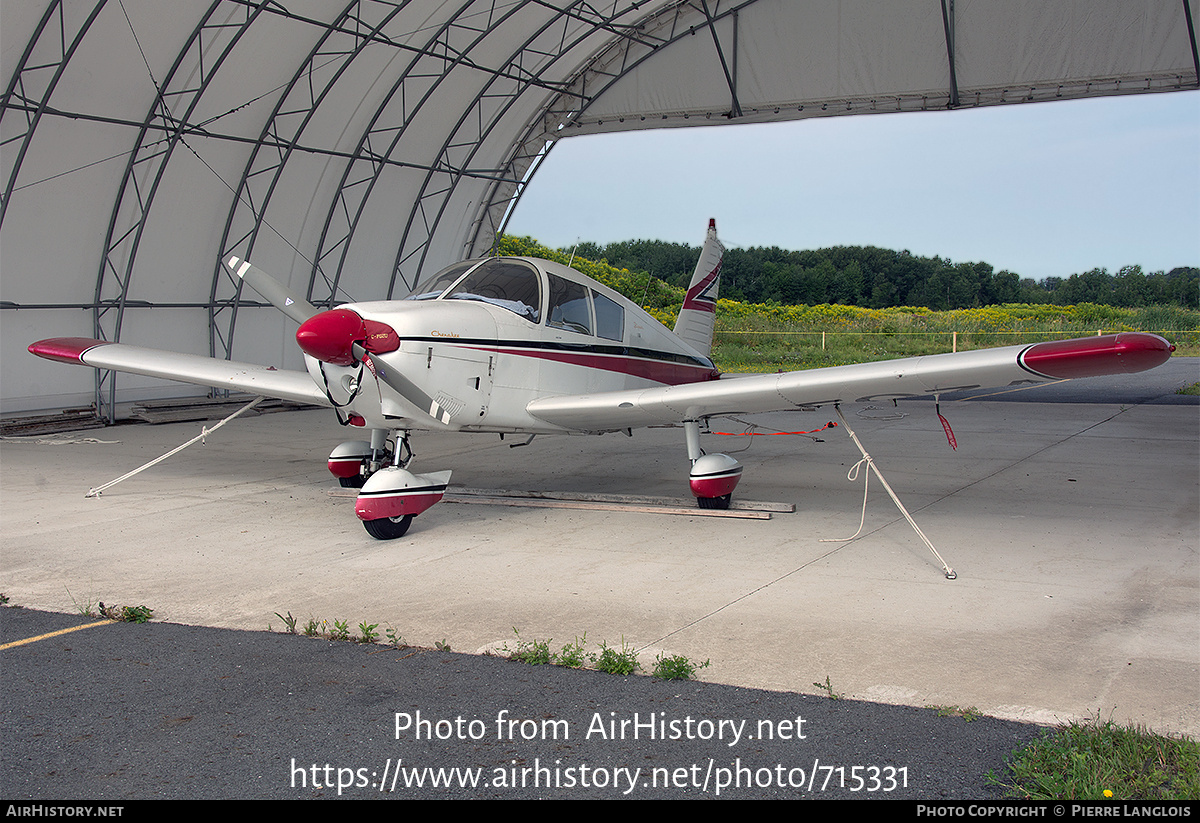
[{"left": 673, "top": 218, "right": 724, "bottom": 356}]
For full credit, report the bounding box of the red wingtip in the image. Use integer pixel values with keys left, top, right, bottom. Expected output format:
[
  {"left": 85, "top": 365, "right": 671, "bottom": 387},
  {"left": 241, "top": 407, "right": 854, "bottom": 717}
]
[
  {"left": 1020, "top": 333, "right": 1173, "bottom": 379},
  {"left": 28, "top": 337, "right": 108, "bottom": 364}
]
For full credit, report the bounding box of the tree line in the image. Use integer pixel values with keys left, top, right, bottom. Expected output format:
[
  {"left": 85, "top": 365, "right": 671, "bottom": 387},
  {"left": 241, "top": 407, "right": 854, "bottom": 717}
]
[{"left": 570, "top": 239, "right": 1199, "bottom": 310}]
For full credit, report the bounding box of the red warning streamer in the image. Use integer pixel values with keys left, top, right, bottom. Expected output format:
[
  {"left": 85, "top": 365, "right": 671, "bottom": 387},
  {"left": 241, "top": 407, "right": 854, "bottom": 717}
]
[{"left": 713, "top": 422, "right": 838, "bottom": 436}]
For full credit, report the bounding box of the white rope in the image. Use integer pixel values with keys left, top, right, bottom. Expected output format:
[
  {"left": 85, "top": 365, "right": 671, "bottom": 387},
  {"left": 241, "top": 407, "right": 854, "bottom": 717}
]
[
  {"left": 823, "top": 406, "right": 957, "bottom": 579},
  {"left": 85, "top": 396, "right": 264, "bottom": 498},
  {"left": 1, "top": 436, "right": 119, "bottom": 445},
  {"left": 819, "top": 455, "right": 873, "bottom": 543}
]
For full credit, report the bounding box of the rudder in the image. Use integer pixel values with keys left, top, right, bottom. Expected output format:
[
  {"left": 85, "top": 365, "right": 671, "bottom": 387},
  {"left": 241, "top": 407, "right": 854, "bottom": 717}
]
[{"left": 673, "top": 218, "right": 724, "bottom": 357}]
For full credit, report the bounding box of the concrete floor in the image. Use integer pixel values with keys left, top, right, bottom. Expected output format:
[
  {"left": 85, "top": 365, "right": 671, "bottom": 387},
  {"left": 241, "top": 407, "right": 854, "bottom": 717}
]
[{"left": 2, "top": 364, "right": 1197, "bottom": 738}]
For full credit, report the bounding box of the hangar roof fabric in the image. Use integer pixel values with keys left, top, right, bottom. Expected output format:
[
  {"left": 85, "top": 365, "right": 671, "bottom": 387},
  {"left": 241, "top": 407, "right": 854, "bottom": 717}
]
[{"left": 2, "top": 0, "right": 1197, "bottom": 412}]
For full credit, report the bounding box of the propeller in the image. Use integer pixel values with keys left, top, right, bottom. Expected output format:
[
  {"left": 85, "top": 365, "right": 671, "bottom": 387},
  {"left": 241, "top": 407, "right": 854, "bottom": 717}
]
[
  {"left": 226, "top": 255, "right": 318, "bottom": 325},
  {"left": 295, "top": 308, "right": 452, "bottom": 424}
]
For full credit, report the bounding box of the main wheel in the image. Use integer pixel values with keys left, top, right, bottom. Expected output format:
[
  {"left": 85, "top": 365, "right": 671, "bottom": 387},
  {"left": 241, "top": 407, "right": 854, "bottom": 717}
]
[
  {"left": 363, "top": 515, "right": 413, "bottom": 540},
  {"left": 697, "top": 494, "right": 731, "bottom": 510}
]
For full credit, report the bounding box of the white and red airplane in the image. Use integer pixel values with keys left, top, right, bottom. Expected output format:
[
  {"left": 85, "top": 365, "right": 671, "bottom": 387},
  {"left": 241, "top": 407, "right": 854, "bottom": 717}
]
[{"left": 28, "top": 220, "right": 1174, "bottom": 539}]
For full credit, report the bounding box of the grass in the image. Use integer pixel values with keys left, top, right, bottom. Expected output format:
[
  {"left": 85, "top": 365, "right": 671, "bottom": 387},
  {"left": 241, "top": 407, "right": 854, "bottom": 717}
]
[
  {"left": 704, "top": 303, "right": 1200, "bottom": 372},
  {"left": 990, "top": 717, "right": 1199, "bottom": 800},
  {"left": 502, "top": 629, "right": 682, "bottom": 677},
  {"left": 1176, "top": 382, "right": 1200, "bottom": 395}
]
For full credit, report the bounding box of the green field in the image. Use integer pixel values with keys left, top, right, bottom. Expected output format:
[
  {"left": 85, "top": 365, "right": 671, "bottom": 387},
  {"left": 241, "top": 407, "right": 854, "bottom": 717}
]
[{"left": 701, "top": 302, "right": 1200, "bottom": 372}]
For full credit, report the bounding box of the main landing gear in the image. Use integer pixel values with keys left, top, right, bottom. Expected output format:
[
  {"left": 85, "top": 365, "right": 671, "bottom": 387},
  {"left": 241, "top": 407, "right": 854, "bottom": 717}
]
[
  {"left": 327, "top": 429, "right": 451, "bottom": 540},
  {"left": 684, "top": 420, "right": 742, "bottom": 510}
]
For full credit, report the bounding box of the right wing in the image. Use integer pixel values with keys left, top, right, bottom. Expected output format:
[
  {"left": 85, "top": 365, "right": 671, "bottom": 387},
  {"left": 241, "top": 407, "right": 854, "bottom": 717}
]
[
  {"left": 28, "top": 337, "right": 331, "bottom": 408},
  {"left": 526, "top": 333, "right": 1174, "bottom": 432}
]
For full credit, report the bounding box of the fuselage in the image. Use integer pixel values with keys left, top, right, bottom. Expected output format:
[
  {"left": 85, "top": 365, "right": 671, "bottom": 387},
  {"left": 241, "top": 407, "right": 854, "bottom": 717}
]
[{"left": 302, "top": 256, "right": 719, "bottom": 433}]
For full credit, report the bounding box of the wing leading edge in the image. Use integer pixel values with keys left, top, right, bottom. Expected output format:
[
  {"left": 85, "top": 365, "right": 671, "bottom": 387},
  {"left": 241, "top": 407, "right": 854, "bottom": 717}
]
[
  {"left": 525, "top": 333, "right": 1174, "bottom": 432},
  {"left": 28, "top": 337, "right": 331, "bottom": 408}
]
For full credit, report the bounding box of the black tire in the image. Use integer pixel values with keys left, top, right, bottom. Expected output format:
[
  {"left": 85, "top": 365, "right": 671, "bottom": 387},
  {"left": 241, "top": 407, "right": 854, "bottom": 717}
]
[
  {"left": 339, "top": 474, "right": 366, "bottom": 488},
  {"left": 363, "top": 515, "right": 413, "bottom": 540},
  {"left": 697, "top": 494, "right": 731, "bottom": 510}
]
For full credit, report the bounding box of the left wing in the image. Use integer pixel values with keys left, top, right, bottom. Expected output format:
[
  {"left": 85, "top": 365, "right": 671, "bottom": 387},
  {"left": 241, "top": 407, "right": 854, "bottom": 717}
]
[
  {"left": 526, "top": 333, "right": 1173, "bottom": 431},
  {"left": 28, "top": 337, "right": 331, "bottom": 408}
]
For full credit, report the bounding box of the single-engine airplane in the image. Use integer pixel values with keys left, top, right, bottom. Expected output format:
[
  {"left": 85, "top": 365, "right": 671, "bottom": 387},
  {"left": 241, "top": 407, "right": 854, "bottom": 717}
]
[{"left": 29, "top": 220, "right": 1174, "bottom": 539}]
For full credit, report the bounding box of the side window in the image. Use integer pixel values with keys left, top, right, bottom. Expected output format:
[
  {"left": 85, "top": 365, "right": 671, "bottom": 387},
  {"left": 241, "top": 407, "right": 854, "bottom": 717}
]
[
  {"left": 547, "top": 274, "right": 592, "bottom": 335},
  {"left": 592, "top": 290, "right": 624, "bottom": 342}
]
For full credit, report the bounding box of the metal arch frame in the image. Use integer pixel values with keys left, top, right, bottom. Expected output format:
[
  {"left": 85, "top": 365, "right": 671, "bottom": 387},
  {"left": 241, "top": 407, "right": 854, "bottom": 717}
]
[
  {"left": 384, "top": 0, "right": 647, "bottom": 299},
  {"left": 90, "top": 0, "right": 266, "bottom": 420},
  {"left": 306, "top": 0, "right": 592, "bottom": 309},
  {"left": 400, "top": 1, "right": 729, "bottom": 289},
  {"left": 268, "top": 0, "right": 510, "bottom": 316},
  {"left": 940, "top": 0, "right": 960, "bottom": 110},
  {"left": 213, "top": 0, "right": 598, "bottom": 355},
  {"left": 469, "top": 0, "right": 745, "bottom": 260},
  {"left": 207, "top": 0, "right": 412, "bottom": 364},
  {"left": 0, "top": 0, "right": 110, "bottom": 227}
]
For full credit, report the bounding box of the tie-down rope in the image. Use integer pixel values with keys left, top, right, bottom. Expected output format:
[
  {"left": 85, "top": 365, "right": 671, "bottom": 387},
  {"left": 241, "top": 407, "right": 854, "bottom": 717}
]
[
  {"left": 821, "top": 405, "right": 956, "bottom": 579},
  {"left": 85, "top": 396, "right": 264, "bottom": 498}
]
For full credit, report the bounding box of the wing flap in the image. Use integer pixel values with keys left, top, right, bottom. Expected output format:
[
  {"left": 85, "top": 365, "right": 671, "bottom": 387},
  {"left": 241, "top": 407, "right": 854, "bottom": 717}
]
[
  {"left": 28, "top": 338, "right": 330, "bottom": 408},
  {"left": 526, "top": 333, "right": 1173, "bottom": 431}
]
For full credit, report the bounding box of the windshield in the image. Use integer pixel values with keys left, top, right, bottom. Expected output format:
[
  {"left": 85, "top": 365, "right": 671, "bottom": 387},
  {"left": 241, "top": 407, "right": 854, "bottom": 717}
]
[
  {"left": 403, "top": 260, "right": 481, "bottom": 301},
  {"left": 444, "top": 258, "right": 541, "bottom": 322}
]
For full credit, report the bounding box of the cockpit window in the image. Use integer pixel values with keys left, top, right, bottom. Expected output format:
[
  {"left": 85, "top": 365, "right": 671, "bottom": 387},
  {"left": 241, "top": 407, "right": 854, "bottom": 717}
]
[
  {"left": 547, "top": 274, "right": 592, "bottom": 335},
  {"left": 445, "top": 258, "right": 541, "bottom": 322},
  {"left": 403, "top": 261, "right": 480, "bottom": 301}
]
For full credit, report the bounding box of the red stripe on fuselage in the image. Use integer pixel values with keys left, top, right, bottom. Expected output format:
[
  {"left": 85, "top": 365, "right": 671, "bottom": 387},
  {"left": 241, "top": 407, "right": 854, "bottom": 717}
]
[{"left": 462, "top": 344, "right": 719, "bottom": 385}]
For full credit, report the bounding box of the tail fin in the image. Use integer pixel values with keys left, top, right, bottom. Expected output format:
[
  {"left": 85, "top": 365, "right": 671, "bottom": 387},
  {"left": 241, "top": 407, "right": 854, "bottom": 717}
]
[{"left": 673, "top": 218, "right": 724, "bottom": 356}]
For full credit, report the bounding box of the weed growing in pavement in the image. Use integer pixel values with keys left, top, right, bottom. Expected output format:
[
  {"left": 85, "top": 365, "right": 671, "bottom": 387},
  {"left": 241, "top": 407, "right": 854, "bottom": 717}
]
[
  {"left": 504, "top": 629, "right": 555, "bottom": 665},
  {"left": 555, "top": 634, "right": 589, "bottom": 669},
  {"left": 927, "top": 704, "right": 981, "bottom": 721},
  {"left": 594, "top": 638, "right": 639, "bottom": 675},
  {"left": 652, "top": 653, "right": 710, "bottom": 681},
  {"left": 97, "top": 602, "right": 153, "bottom": 623},
  {"left": 274, "top": 611, "right": 297, "bottom": 634},
  {"left": 812, "top": 675, "right": 842, "bottom": 700}
]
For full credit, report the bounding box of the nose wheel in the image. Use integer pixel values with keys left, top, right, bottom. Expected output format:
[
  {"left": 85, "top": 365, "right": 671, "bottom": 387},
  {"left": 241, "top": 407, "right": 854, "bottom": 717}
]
[{"left": 362, "top": 514, "right": 413, "bottom": 540}]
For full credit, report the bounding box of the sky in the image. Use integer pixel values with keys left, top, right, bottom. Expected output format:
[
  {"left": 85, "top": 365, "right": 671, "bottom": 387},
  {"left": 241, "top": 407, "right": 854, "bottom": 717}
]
[{"left": 506, "top": 90, "right": 1200, "bottom": 284}]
